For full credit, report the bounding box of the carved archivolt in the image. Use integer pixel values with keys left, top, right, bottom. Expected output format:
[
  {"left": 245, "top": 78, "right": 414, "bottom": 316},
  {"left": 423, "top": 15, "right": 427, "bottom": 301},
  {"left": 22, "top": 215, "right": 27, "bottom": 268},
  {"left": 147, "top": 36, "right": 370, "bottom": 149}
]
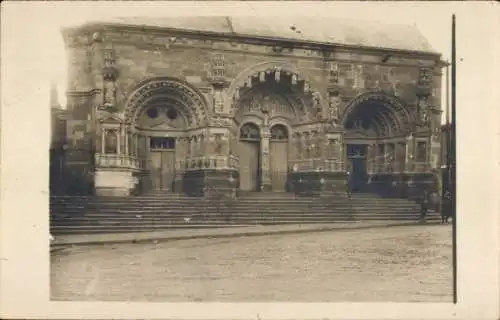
[
  {"left": 234, "top": 92, "right": 299, "bottom": 123},
  {"left": 341, "top": 91, "right": 412, "bottom": 136},
  {"left": 123, "top": 77, "right": 210, "bottom": 128},
  {"left": 226, "top": 61, "right": 323, "bottom": 114}
]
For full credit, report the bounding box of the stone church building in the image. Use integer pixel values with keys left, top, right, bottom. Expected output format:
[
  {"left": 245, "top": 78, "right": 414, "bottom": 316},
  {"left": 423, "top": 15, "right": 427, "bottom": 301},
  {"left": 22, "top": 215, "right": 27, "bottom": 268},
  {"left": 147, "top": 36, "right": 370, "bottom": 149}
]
[{"left": 53, "top": 17, "right": 445, "bottom": 199}]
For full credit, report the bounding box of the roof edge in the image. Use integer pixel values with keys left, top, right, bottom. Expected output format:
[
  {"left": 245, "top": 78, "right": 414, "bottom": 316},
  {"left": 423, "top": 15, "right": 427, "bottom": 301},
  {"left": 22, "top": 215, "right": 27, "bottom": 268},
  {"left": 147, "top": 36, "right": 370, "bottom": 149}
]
[{"left": 63, "top": 21, "right": 442, "bottom": 58}]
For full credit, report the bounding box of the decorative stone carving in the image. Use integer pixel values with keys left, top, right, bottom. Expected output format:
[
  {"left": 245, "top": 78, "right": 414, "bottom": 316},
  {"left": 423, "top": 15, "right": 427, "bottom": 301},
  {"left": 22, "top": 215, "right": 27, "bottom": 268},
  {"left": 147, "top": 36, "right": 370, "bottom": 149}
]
[
  {"left": 303, "top": 81, "right": 310, "bottom": 93},
  {"left": 92, "top": 32, "right": 102, "bottom": 42},
  {"left": 328, "top": 91, "right": 341, "bottom": 124},
  {"left": 417, "top": 96, "right": 430, "bottom": 125},
  {"left": 103, "top": 81, "right": 117, "bottom": 106},
  {"left": 104, "top": 129, "right": 118, "bottom": 154},
  {"left": 102, "top": 49, "right": 118, "bottom": 81},
  {"left": 259, "top": 71, "right": 266, "bottom": 82},
  {"left": 353, "top": 64, "right": 364, "bottom": 89},
  {"left": 329, "top": 62, "right": 339, "bottom": 84},
  {"left": 270, "top": 124, "right": 288, "bottom": 140},
  {"left": 125, "top": 78, "right": 208, "bottom": 128},
  {"left": 343, "top": 91, "right": 411, "bottom": 131},
  {"left": 419, "top": 67, "right": 433, "bottom": 86},
  {"left": 210, "top": 53, "right": 225, "bottom": 80},
  {"left": 240, "top": 123, "right": 260, "bottom": 140},
  {"left": 213, "top": 89, "right": 224, "bottom": 113},
  {"left": 211, "top": 116, "right": 232, "bottom": 128},
  {"left": 274, "top": 69, "right": 281, "bottom": 82}
]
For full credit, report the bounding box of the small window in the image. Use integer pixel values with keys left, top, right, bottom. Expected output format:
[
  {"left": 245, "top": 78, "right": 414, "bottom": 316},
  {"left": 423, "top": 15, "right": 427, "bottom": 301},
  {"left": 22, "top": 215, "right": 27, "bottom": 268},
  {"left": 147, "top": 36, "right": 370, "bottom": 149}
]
[
  {"left": 150, "top": 137, "right": 176, "bottom": 150},
  {"left": 166, "top": 107, "right": 178, "bottom": 120},
  {"left": 146, "top": 107, "right": 158, "bottom": 119}
]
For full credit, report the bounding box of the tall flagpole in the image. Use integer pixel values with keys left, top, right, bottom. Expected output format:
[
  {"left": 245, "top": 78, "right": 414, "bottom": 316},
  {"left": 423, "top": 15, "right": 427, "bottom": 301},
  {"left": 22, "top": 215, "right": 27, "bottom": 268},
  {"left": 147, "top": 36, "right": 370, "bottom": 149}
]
[{"left": 450, "top": 13, "right": 457, "bottom": 304}]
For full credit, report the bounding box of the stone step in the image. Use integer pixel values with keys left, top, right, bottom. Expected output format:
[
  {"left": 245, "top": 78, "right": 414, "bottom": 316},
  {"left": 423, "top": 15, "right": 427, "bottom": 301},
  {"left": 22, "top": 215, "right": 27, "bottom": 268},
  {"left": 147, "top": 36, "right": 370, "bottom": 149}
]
[
  {"left": 51, "top": 218, "right": 442, "bottom": 235},
  {"left": 49, "top": 193, "right": 434, "bottom": 235}
]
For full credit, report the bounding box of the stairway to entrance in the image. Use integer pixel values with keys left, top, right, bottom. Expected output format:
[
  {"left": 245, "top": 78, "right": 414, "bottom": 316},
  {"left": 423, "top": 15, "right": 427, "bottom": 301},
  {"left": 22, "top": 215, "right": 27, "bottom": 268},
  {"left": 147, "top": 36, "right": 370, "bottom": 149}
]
[{"left": 50, "top": 192, "right": 440, "bottom": 234}]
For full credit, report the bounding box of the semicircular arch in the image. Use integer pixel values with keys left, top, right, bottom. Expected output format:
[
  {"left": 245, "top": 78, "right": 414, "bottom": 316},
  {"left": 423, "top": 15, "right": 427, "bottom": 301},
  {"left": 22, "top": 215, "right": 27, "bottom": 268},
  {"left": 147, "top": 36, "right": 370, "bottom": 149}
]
[
  {"left": 226, "top": 61, "right": 323, "bottom": 115},
  {"left": 123, "top": 76, "right": 210, "bottom": 128},
  {"left": 341, "top": 91, "right": 412, "bottom": 137}
]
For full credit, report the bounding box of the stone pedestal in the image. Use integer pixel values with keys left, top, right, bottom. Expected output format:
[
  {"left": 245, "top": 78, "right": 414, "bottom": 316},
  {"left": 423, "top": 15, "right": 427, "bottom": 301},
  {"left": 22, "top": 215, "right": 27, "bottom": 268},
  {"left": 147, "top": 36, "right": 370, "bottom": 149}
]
[
  {"left": 368, "top": 172, "right": 437, "bottom": 199},
  {"left": 183, "top": 169, "right": 238, "bottom": 198},
  {"left": 94, "top": 169, "right": 136, "bottom": 196},
  {"left": 289, "top": 171, "right": 348, "bottom": 197}
]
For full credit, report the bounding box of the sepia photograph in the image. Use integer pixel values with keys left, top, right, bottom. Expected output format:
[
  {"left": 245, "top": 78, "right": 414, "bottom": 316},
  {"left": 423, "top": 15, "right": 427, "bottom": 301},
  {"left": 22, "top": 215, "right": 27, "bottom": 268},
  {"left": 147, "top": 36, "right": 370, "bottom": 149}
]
[
  {"left": 49, "top": 13, "right": 454, "bottom": 302},
  {"left": 1, "top": 1, "right": 499, "bottom": 319}
]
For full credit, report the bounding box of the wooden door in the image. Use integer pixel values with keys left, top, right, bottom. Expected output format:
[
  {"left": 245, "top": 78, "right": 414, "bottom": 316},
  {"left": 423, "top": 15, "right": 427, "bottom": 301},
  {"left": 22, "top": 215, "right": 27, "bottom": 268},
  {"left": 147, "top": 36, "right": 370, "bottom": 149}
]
[
  {"left": 349, "top": 157, "right": 368, "bottom": 192},
  {"left": 150, "top": 151, "right": 176, "bottom": 191},
  {"left": 161, "top": 151, "right": 175, "bottom": 191},
  {"left": 150, "top": 151, "right": 162, "bottom": 190},
  {"left": 270, "top": 141, "right": 288, "bottom": 191},
  {"left": 238, "top": 141, "right": 260, "bottom": 191}
]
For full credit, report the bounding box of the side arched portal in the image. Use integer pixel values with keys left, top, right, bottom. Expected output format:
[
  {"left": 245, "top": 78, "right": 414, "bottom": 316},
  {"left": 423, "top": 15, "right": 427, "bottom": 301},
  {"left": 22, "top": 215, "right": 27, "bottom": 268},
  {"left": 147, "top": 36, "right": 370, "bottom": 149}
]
[
  {"left": 342, "top": 92, "right": 412, "bottom": 193},
  {"left": 121, "top": 77, "right": 210, "bottom": 193}
]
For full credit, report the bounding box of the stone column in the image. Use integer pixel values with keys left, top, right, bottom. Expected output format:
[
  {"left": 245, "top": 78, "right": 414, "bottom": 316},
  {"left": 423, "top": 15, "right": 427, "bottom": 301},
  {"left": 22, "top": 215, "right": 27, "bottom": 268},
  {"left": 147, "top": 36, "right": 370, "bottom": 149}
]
[
  {"left": 383, "top": 143, "right": 390, "bottom": 172},
  {"left": 174, "top": 136, "right": 186, "bottom": 192},
  {"left": 366, "top": 144, "right": 374, "bottom": 174},
  {"left": 100, "top": 128, "right": 106, "bottom": 154},
  {"left": 405, "top": 135, "right": 414, "bottom": 172},
  {"left": 260, "top": 129, "right": 272, "bottom": 191}
]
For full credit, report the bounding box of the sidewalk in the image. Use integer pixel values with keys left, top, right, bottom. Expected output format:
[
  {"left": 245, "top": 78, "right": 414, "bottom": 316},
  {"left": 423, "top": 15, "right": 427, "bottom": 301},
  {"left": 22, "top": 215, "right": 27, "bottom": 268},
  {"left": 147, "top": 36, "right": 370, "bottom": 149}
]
[{"left": 51, "top": 220, "right": 432, "bottom": 247}]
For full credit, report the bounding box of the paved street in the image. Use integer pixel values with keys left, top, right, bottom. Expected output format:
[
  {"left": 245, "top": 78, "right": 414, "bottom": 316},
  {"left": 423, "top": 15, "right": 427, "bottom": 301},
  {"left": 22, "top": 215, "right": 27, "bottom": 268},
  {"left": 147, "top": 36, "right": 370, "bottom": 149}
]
[{"left": 51, "top": 224, "right": 453, "bottom": 302}]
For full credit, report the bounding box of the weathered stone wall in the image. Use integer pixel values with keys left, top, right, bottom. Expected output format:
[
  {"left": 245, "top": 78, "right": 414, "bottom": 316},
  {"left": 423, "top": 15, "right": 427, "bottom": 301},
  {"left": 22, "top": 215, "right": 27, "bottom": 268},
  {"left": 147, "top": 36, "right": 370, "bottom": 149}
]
[
  {"left": 62, "top": 25, "right": 442, "bottom": 122},
  {"left": 60, "top": 24, "right": 443, "bottom": 197}
]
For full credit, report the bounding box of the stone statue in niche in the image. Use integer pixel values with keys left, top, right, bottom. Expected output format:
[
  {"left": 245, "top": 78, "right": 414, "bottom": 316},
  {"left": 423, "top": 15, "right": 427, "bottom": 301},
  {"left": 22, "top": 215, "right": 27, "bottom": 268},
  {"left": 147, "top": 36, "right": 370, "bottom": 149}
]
[
  {"left": 213, "top": 89, "right": 224, "bottom": 113},
  {"left": 329, "top": 92, "right": 341, "bottom": 124},
  {"left": 311, "top": 91, "right": 321, "bottom": 112},
  {"left": 214, "top": 134, "right": 224, "bottom": 154},
  {"left": 103, "top": 81, "right": 117, "bottom": 106},
  {"left": 417, "top": 96, "right": 429, "bottom": 125}
]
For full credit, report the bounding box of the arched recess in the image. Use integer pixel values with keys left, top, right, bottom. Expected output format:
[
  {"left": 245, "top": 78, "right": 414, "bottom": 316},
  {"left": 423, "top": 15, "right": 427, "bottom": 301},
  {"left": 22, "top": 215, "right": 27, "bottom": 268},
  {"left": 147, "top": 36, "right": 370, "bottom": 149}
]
[
  {"left": 238, "top": 122, "right": 261, "bottom": 192},
  {"left": 122, "top": 77, "right": 210, "bottom": 192},
  {"left": 123, "top": 77, "right": 210, "bottom": 128},
  {"left": 341, "top": 91, "right": 411, "bottom": 138},
  {"left": 228, "top": 61, "right": 322, "bottom": 122},
  {"left": 341, "top": 91, "right": 412, "bottom": 192},
  {"left": 269, "top": 124, "right": 289, "bottom": 192}
]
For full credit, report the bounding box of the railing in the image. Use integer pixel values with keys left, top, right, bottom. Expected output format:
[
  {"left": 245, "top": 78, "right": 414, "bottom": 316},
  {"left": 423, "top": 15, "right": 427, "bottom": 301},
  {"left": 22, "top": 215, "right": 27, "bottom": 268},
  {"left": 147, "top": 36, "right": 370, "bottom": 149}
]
[
  {"left": 288, "top": 159, "right": 345, "bottom": 172},
  {"left": 95, "top": 153, "right": 146, "bottom": 170},
  {"left": 412, "top": 162, "right": 431, "bottom": 173},
  {"left": 367, "top": 158, "right": 431, "bottom": 174},
  {"left": 178, "top": 154, "right": 240, "bottom": 171}
]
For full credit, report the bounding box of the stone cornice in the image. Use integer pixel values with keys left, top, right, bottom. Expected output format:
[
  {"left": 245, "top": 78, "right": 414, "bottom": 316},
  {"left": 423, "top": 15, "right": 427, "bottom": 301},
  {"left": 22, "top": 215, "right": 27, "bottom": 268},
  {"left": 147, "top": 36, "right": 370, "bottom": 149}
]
[
  {"left": 66, "top": 89, "right": 101, "bottom": 97},
  {"left": 64, "top": 22, "right": 441, "bottom": 61}
]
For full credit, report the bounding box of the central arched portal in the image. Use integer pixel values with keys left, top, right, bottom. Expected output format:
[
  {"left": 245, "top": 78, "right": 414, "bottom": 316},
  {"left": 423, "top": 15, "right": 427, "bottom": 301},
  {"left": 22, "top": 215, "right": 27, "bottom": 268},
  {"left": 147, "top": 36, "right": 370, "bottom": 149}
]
[{"left": 238, "top": 122, "right": 261, "bottom": 191}]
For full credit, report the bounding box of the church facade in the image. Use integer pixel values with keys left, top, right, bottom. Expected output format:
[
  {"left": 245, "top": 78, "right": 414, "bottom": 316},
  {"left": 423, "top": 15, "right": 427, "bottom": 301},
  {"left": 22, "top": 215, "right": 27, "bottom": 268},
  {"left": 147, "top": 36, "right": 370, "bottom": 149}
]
[{"left": 56, "top": 17, "right": 445, "bottom": 199}]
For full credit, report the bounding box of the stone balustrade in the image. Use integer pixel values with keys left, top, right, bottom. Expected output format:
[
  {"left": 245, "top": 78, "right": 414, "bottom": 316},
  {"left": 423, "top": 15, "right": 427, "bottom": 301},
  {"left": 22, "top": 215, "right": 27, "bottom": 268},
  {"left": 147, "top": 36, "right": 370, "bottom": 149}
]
[
  {"left": 179, "top": 154, "right": 239, "bottom": 171},
  {"left": 412, "top": 162, "right": 431, "bottom": 173},
  {"left": 95, "top": 153, "right": 146, "bottom": 170},
  {"left": 289, "top": 159, "right": 344, "bottom": 172}
]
